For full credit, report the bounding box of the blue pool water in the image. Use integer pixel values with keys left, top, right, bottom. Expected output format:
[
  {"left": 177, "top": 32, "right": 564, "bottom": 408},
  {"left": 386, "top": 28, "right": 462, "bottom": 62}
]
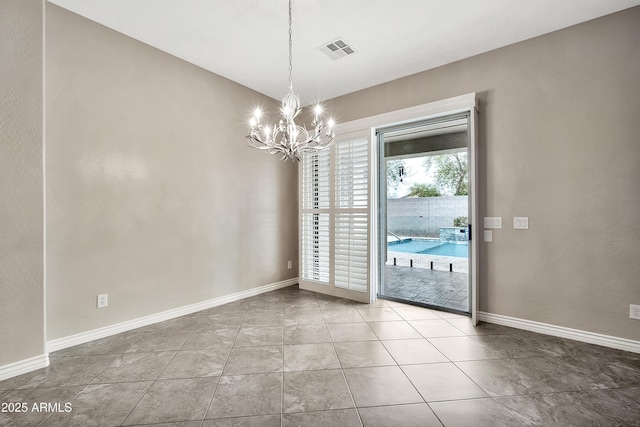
[{"left": 388, "top": 239, "right": 468, "bottom": 258}]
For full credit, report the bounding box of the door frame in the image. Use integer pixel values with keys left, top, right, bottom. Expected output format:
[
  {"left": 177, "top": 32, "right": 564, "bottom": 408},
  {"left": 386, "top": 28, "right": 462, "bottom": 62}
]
[{"left": 331, "top": 93, "right": 479, "bottom": 323}]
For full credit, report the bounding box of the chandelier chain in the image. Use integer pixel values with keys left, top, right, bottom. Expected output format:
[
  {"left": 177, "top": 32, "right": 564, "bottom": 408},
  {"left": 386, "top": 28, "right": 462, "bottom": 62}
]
[{"left": 288, "top": 0, "right": 293, "bottom": 90}]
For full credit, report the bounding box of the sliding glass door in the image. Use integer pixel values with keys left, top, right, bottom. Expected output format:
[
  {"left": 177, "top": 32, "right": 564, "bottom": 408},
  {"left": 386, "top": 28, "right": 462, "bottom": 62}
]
[{"left": 378, "top": 114, "right": 473, "bottom": 314}]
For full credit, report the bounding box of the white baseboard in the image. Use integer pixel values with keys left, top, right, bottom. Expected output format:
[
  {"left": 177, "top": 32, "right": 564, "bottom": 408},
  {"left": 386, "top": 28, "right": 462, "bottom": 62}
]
[
  {"left": 479, "top": 311, "right": 640, "bottom": 354},
  {"left": 0, "top": 354, "right": 49, "bottom": 382},
  {"left": 46, "top": 278, "right": 298, "bottom": 354}
]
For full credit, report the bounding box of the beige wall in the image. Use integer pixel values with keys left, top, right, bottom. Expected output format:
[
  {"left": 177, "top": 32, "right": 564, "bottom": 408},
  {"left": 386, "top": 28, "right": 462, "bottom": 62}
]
[
  {"left": 0, "top": 0, "right": 45, "bottom": 366},
  {"left": 325, "top": 7, "right": 640, "bottom": 340},
  {"left": 45, "top": 4, "right": 298, "bottom": 340}
]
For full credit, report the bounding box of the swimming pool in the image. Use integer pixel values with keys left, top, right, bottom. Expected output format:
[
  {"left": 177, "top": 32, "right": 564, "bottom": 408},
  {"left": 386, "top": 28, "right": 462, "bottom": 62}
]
[{"left": 388, "top": 239, "right": 468, "bottom": 258}]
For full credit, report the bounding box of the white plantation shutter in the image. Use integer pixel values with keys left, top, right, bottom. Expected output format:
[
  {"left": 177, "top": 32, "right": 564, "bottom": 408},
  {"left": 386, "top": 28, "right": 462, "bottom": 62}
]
[
  {"left": 301, "top": 150, "right": 331, "bottom": 283},
  {"left": 300, "top": 136, "right": 370, "bottom": 296},
  {"left": 334, "top": 138, "right": 369, "bottom": 292}
]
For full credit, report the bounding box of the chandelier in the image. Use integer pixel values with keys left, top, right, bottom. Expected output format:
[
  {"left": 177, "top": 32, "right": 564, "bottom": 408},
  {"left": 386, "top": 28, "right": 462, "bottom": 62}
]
[{"left": 246, "top": 0, "right": 335, "bottom": 161}]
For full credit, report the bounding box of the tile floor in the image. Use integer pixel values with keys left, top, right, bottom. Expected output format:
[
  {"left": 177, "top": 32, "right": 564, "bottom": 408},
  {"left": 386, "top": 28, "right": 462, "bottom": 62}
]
[{"left": 1, "top": 285, "right": 639, "bottom": 426}]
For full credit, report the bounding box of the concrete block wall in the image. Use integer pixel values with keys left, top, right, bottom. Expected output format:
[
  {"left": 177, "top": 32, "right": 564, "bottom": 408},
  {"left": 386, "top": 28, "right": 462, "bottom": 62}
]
[{"left": 387, "top": 196, "right": 468, "bottom": 237}]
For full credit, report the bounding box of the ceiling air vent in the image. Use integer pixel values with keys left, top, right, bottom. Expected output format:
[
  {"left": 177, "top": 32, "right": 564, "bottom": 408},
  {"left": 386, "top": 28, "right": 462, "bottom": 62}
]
[{"left": 319, "top": 38, "right": 356, "bottom": 60}]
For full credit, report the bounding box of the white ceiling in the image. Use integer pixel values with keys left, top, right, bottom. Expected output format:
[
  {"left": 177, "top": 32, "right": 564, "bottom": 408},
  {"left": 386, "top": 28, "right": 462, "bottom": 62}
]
[{"left": 48, "top": 0, "right": 640, "bottom": 105}]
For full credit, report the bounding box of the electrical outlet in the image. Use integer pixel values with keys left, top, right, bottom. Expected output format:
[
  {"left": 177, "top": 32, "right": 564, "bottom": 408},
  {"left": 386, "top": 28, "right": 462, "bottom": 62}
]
[
  {"left": 97, "top": 294, "right": 108, "bottom": 309},
  {"left": 287, "top": 261, "right": 292, "bottom": 269},
  {"left": 630, "top": 304, "right": 640, "bottom": 320}
]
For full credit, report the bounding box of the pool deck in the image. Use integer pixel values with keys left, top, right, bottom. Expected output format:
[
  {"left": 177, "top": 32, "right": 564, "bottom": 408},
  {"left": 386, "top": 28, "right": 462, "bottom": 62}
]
[
  {"left": 383, "top": 236, "right": 469, "bottom": 312},
  {"left": 383, "top": 264, "right": 469, "bottom": 312}
]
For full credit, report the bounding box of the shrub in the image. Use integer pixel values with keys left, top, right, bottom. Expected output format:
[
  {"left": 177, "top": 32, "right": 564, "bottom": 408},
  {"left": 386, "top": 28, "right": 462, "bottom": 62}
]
[{"left": 453, "top": 216, "right": 468, "bottom": 227}]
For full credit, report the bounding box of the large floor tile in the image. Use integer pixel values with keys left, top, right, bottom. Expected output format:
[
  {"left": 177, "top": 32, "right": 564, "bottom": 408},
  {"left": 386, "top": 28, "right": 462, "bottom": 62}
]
[
  {"left": 514, "top": 356, "right": 602, "bottom": 392},
  {"left": 469, "top": 334, "right": 544, "bottom": 358},
  {"left": 428, "top": 336, "right": 503, "bottom": 361},
  {"left": 382, "top": 339, "right": 448, "bottom": 365},
  {"left": 496, "top": 391, "right": 617, "bottom": 426},
  {"left": 206, "top": 373, "right": 282, "bottom": 419},
  {"left": 122, "top": 378, "right": 217, "bottom": 425},
  {"left": 284, "top": 310, "right": 326, "bottom": 326},
  {"left": 556, "top": 351, "right": 640, "bottom": 388},
  {"left": 392, "top": 307, "right": 443, "bottom": 321},
  {"left": 181, "top": 327, "right": 238, "bottom": 350},
  {"left": 198, "top": 312, "right": 245, "bottom": 329},
  {"left": 201, "top": 301, "right": 249, "bottom": 315},
  {"left": 127, "top": 330, "right": 193, "bottom": 353},
  {"left": 202, "top": 415, "right": 281, "bottom": 427},
  {"left": 315, "top": 296, "right": 356, "bottom": 310},
  {"left": 344, "top": 366, "right": 423, "bottom": 407},
  {"left": 358, "top": 403, "right": 442, "bottom": 427},
  {"left": 445, "top": 318, "right": 516, "bottom": 336},
  {"left": 284, "top": 324, "right": 332, "bottom": 344},
  {"left": 580, "top": 388, "right": 640, "bottom": 425},
  {"left": 283, "top": 369, "right": 354, "bottom": 412},
  {"left": 282, "top": 409, "right": 361, "bottom": 427},
  {"left": 41, "top": 381, "right": 152, "bottom": 427},
  {"left": 356, "top": 307, "right": 403, "bottom": 322},
  {"left": 367, "top": 321, "right": 422, "bottom": 340},
  {"left": 401, "top": 363, "right": 488, "bottom": 402},
  {"left": 326, "top": 323, "right": 378, "bottom": 342},
  {"left": 321, "top": 308, "right": 366, "bottom": 324},
  {"left": 234, "top": 326, "right": 283, "bottom": 347},
  {"left": 430, "top": 397, "right": 521, "bottom": 427},
  {"left": 159, "top": 348, "right": 230, "bottom": 379},
  {"left": 242, "top": 310, "right": 283, "bottom": 326},
  {"left": 454, "top": 358, "right": 551, "bottom": 397},
  {"left": 92, "top": 351, "right": 174, "bottom": 383},
  {"left": 146, "top": 315, "right": 203, "bottom": 332},
  {"left": 283, "top": 299, "right": 320, "bottom": 312},
  {"left": 223, "top": 346, "right": 283, "bottom": 375},
  {"left": 409, "top": 319, "right": 467, "bottom": 338},
  {"left": 248, "top": 300, "right": 284, "bottom": 311},
  {"left": 333, "top": 341, "right": 396, "bottom": 368},
  {"left": 284, "top": 343, "right": 341, "bottom": 371}
]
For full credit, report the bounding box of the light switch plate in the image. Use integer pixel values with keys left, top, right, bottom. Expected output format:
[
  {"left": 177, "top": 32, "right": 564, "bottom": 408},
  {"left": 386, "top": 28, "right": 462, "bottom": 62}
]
[
  {"left": 484, "top": 217, "right": 502, "bottom": 229},
  {"left": 514, "top": 217, "right": 529, "bottom": 229},
  {"left": 484, "top": 230, "right": 493, "bottom": 242}
]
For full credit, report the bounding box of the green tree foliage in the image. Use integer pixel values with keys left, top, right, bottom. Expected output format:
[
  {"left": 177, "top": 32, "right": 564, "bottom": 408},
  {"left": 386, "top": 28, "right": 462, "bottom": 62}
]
[
  {"left": 407, "top": 183, "right": 441, "bottom": 197},
  {"left": 423, "top": 152, "right": 468, "bottom": 196}
]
